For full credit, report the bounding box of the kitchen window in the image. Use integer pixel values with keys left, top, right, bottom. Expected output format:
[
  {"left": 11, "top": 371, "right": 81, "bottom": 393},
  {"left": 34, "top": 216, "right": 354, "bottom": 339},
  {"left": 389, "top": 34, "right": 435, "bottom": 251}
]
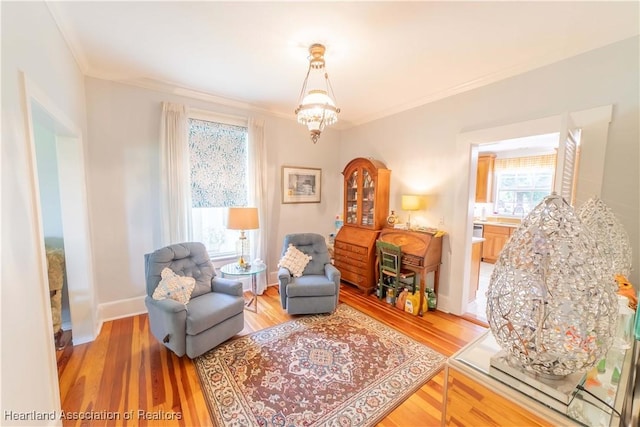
[{"left": 493, "top": 154, "right": 556, "bottom": 217}]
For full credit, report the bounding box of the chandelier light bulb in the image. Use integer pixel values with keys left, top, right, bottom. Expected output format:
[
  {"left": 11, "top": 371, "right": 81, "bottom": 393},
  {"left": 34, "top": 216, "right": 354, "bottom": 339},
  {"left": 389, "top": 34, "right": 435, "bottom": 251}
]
[{"left": 295, "top": 44, "right": 340, "bottom": 143}]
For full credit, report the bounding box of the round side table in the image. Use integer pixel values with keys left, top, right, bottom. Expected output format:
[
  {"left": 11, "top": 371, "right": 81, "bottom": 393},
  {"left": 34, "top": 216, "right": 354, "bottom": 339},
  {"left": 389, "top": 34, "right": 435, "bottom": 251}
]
[{"left": 220, "top": 263, "right": 267, "bottom": 313}]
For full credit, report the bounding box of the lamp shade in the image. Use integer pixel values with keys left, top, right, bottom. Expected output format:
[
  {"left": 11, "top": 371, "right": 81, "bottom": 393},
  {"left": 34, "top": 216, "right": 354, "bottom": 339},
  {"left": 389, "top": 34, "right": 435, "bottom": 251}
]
[
  {"left": 227, "top": 207, "right": 259, "bottom": 230},
  {"left": 297, "top": 90, "right": 339, "bottom": 131},
  {"left": 401, "top": 195, "right": 421, "bottom": 211}
]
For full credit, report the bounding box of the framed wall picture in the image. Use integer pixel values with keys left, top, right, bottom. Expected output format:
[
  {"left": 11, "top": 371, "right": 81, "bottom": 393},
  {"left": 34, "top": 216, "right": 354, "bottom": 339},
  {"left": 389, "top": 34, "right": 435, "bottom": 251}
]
[{"left": 281, "top": 166, "right": 322, "bottom": 204}]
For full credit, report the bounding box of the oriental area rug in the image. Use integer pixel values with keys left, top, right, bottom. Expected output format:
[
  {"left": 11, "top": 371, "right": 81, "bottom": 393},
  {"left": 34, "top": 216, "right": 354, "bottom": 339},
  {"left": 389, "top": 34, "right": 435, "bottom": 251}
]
[{"left": 194, "top": 304, "right": 446, "bottom": 426}]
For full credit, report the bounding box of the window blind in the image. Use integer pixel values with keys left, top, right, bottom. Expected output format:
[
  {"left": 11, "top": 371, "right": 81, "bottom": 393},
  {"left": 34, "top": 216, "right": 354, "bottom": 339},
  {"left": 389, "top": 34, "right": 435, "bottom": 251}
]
[
  {"left": 188, "top": 118, "right": 248, "bottom": 208},
  {"left": 494, "top": 154, "right": 557, "bottom": 171}
]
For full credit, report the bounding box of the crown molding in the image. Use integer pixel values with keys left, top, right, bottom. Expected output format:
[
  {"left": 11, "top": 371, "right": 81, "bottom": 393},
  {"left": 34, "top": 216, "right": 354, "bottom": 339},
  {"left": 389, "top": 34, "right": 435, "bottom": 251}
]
[
  {"left": 93, "top": 72, "right": 304, "bottom": 122},
  {"left": 350, "top": 38, "right": 630, "bottom": 127},
  {"left": 46, "top": 1, "right": 90, "bottom": 74}
]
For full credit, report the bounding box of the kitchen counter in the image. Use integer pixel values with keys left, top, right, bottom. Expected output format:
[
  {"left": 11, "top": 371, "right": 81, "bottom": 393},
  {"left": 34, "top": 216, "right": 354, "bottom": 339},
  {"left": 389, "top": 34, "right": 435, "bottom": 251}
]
[{"left": 474, "top": 220, "right": 520, "bottom": 228}]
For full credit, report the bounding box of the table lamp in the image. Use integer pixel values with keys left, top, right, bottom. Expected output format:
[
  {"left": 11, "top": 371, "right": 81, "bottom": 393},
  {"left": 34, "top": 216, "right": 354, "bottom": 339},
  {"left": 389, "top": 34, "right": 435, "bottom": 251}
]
[
  {"left": 227, "top": 207, "right": 259, "bottom": 270},
  {"left": 401, "top": 195, "right": 421, "bottom": 230}
]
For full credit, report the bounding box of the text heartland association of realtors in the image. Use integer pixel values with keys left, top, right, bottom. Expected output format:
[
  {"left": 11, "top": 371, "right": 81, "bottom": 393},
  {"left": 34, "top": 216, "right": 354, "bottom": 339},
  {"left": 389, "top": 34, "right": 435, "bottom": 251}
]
[{"left": 3, "top": 410, "right": 182, "bottom": 421}]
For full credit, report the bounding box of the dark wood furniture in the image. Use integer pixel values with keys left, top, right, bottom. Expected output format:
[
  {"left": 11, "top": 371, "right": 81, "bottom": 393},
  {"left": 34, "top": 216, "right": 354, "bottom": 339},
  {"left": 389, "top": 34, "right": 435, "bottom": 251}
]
[
  {"left": 334, "top": 157, "right": 390, "bottom": 294},
  {"left": 379, "top": 228, "right": 443, "bottom": 315}
]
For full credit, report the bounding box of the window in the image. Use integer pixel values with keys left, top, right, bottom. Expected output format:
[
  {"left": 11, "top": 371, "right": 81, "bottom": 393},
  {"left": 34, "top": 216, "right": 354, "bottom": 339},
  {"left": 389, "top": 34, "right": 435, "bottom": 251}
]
[
  {"left": 188, "top": 116, "right": 248, "bottom": 258},
  {"left": 493, "top": 154, "right": 555, "bottom": 217}
]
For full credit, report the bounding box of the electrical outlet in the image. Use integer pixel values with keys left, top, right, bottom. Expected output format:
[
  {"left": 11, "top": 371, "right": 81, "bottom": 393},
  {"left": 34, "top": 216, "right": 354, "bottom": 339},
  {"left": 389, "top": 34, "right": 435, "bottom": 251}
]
[{"left": 438, "top": 217, "right": 445, "bottom": 227}]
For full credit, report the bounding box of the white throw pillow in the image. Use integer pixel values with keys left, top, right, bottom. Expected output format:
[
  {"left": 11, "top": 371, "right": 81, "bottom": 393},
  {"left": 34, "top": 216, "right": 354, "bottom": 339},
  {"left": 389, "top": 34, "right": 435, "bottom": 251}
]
[
  {"left": 152, "top": 267, "right": 196, "bottom": 304},
  {"left": 278, "top": 244, "right": 312, "bottom": 277}
]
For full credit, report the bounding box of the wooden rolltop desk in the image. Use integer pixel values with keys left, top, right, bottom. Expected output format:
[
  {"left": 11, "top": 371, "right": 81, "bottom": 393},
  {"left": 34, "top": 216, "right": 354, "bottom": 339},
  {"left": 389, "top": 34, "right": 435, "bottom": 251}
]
[
  {"left": 334, "top": 157, "right": 390, "bottom": 294},
  {"left": 379, "top": 228, "right": 443, "bottom": 313}
]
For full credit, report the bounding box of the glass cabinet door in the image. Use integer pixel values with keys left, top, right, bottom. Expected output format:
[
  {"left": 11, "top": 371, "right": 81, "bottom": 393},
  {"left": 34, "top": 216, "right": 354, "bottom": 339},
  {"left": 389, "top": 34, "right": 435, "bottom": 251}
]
[
  {"left": 361, "top": 169, "right": 375, "bottom": 227},
  {"left": 341, "top": 157, "right": 389, "bottom": 231},
  {"left": 346, "top": 169, "right": 359, "bottom": 225}
]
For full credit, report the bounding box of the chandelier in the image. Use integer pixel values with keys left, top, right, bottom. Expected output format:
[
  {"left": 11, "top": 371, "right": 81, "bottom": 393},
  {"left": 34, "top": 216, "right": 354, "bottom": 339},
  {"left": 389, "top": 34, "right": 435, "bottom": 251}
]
[{"left": 295, "top": 43, "right": 340, "bottom": 143}]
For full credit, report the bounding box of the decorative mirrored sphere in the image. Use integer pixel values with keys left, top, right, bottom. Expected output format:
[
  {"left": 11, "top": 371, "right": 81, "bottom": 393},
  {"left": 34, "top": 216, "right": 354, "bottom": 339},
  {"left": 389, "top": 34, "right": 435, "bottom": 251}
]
[
  {"left": 577, "top": 196, "right": 633, "bottom": 278},
  {"left": 486, "top": 194, "right": 617, "bottom": 378}
]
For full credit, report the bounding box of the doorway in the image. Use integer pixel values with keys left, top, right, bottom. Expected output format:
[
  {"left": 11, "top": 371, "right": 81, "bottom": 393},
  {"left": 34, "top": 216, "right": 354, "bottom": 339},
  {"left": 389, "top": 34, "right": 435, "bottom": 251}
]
[
  {"left": 33, "top": 119, "right": 73, "bottom": 349},
  {"left": 23, "top": 73, "right": 98, "bottom": 352},
  {"left": 450, "top": 106, "right": 612, "bottom": 318},
  {"left": 464, "top": 132, "right": 560, "bottom": 323}
]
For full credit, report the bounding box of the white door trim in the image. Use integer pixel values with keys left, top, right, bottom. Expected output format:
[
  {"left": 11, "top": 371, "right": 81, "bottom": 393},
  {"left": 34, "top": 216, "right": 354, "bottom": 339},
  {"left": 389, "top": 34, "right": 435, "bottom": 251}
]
[
  {"left": 21, "top": 72, "right": 99, "bottom": 405},
  {"left": 445, "top": 106, "right": 612, "bottom": 316}
]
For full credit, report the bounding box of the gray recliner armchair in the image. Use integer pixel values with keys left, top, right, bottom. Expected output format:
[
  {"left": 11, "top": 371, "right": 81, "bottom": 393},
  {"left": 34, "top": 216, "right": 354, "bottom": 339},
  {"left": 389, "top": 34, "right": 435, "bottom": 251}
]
[
  {"left": 277, "top": 233, "right": 340, "bottom": 315},
  {"left": 144, "top": 242, "right": 244, "bottom": 358}
]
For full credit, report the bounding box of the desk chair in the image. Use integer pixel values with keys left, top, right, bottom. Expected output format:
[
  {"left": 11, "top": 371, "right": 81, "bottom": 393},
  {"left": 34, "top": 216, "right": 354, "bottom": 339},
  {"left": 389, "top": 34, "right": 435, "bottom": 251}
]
[{"left": 376, "top": 240, "right": 418, "bottom": 304}]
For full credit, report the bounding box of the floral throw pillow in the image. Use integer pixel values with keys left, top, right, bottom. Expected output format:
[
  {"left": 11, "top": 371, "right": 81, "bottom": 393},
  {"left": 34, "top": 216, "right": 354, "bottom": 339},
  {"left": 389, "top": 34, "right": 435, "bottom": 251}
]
[
  {"left": 152, "top": 267, "right": 196, "bottom": 304},
  {"left": 278, "top": 244, "right": 312, "bottom": 278}
]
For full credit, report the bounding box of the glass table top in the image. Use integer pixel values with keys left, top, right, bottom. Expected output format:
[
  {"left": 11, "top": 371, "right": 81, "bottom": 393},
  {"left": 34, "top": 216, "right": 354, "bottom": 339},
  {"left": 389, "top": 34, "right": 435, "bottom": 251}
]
[
  {"left": 451, "top": 331, "right": 635, "bottom": 427},
  {"left": 220, "top": 262, "right": 266, "bottom": 276}
]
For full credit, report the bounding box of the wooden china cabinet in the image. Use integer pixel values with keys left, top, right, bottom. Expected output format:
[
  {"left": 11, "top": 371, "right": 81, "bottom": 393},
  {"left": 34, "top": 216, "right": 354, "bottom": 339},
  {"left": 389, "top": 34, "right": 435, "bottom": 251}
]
[{"left": 334, "top": 158, "right": 390, "bottom": 294}]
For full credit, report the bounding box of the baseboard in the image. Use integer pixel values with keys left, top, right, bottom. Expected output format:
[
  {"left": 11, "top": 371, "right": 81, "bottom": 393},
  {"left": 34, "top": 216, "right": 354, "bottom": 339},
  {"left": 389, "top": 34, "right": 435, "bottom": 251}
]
[
  {"left": 95, "top": 284, "right": 279, "bottom": 330},
  {"left": 72, "top": 331, "right": 97, "bottom": 346},
  {"left": 435, "top": 294, "right": 452, "bottom": 314},
  {"left": 97, "top": 295, "right": 147, "bottom": 325},
  {"left": 268, "top": 270, "right": 279, "bottom": 285}
]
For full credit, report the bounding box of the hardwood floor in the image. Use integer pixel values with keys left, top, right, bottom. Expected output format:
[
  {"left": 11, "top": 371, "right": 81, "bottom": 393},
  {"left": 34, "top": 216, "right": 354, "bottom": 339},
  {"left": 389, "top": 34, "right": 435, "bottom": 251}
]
[{"left": 57, "top": 284, "right": 487, "bottom": 426}]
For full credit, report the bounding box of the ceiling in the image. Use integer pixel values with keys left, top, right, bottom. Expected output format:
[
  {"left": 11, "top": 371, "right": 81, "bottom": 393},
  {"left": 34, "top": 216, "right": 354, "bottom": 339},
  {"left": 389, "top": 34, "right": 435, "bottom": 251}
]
[{"left": 46, "top": 1, "right": 639, "bottom": 129}]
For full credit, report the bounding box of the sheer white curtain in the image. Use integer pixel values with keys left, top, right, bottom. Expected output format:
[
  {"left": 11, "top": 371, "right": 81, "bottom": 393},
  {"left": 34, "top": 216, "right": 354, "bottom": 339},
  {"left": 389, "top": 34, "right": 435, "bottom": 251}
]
[
  {"left": 160, "top": 102, "right": 192, "bottom": 246},
  {"left": 248, "top": 118, "right": 268, "bottom": 294}
]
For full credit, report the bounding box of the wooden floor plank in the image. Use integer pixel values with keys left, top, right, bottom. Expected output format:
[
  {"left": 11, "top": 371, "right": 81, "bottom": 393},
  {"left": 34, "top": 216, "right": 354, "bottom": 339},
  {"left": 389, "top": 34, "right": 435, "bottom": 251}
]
[{"left": 58, "top": 283, "right": 487, "bottom": 426}]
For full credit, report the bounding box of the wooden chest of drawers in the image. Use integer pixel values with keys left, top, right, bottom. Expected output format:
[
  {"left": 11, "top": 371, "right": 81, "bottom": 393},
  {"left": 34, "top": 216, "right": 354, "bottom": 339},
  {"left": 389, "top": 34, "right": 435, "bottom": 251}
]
[{"left": 334, "top": 226, "right": 380, "bottom": 294}]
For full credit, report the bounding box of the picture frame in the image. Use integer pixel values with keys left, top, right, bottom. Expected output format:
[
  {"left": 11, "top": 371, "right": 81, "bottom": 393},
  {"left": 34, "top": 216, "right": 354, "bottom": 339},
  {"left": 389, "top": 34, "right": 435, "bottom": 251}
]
[{"left": 281, "top": 166, "right": 322, "bottom": 204}]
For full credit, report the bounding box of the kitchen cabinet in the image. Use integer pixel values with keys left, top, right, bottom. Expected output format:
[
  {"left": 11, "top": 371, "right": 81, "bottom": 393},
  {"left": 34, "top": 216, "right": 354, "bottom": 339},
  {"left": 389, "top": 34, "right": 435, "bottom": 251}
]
[
  {"left": 335, "top": 157, "right": 390, "bottom": 293},
  {"left": 469, "top": 238, "right": 483, "bottom": 302},
  {"left": 475, "top": 154, "right": 496, "bottom": 203},
  {"left": 481, "top": 224, "right": 513, "bottom": 264}
]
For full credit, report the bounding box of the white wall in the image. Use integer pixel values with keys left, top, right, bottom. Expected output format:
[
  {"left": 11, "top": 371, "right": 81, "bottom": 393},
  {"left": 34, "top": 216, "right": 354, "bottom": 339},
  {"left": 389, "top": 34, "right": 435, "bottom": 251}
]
[
  {"left": 84, "top": 78, "right": 341, "bottom": 312},
  {"left": 1, "top": 1, "right": 88, "bottom": 425},
  {"left": 87, "top": 36, "right": 639, "bottom": 316},
  {"left": 341, "top": 36, "right": 639, "bottom": 313}
]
